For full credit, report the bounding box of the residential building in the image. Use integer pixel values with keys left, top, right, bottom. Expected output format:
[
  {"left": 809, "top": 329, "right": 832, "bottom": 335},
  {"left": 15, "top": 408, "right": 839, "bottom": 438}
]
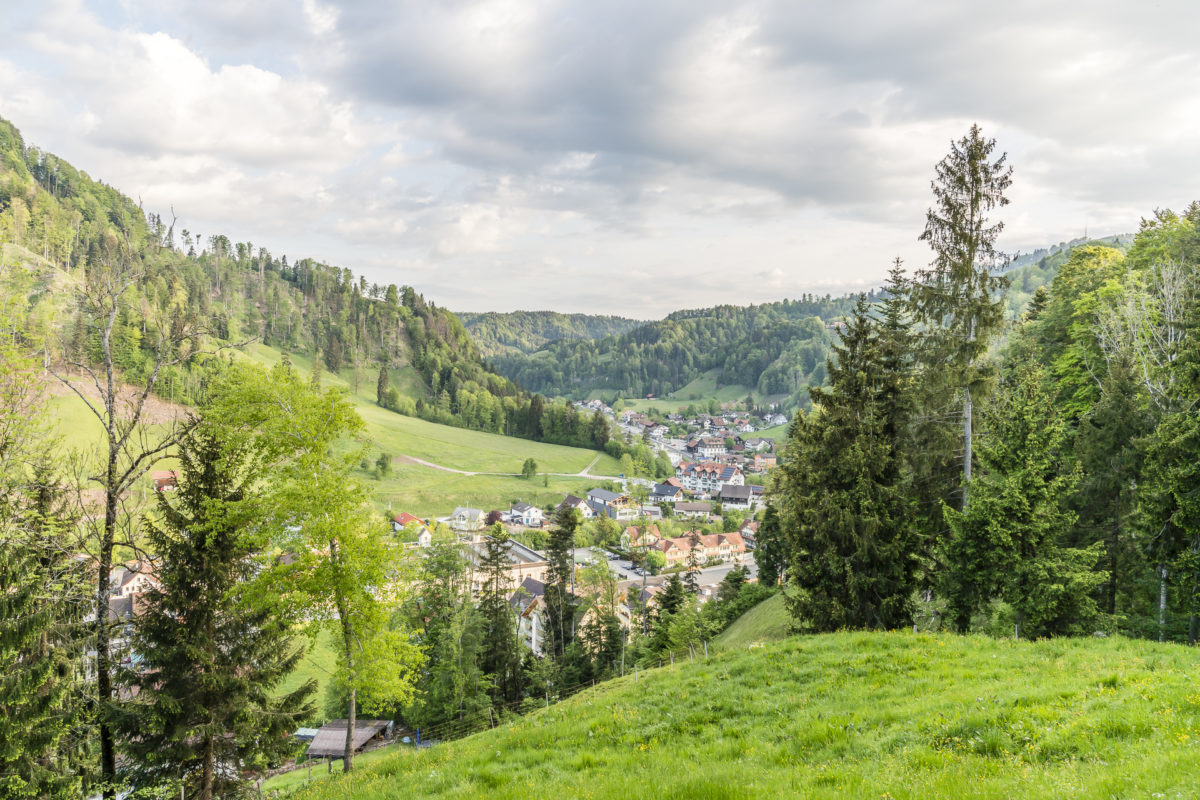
[
  {"left": 675, "top": 501, "right": 713, "bottom": 520},
  {"left": 624, "top": 524, "right": 661, "bottom": 550},
  {"left": 751, "top": 452, "right": 777, "bottom": 472},
  {"left": 654, "top": 531, "right": 747, "bottom": 568},
  {"left": 556, "top": 494, "right": 594, "bottom": 520},
  {"left": 676, "top": 462, "right": 744, "bottom": 496},
  {"left": 509, "top": 577, "right": 547, "bottom": 656},
  {"left": 650, "top": 482, "right": 684, "bottom": 504},
  {"left": 151, "top": 470, "right": 178, "bottom": 492},
  {"left": 587, "top": 488, "right": 632, "bottom": 519},
  {"left": 717, "top": 483, "right": 758, "bottom": 511},
  {"left": 510, "top": 502, "right": 544, "bottom": 528},
  {"left": 469, "top": 538, "right": 550, "bottom": 594},
  {"left": 450, "top": 507, "right": 486, "bottom": 532}
]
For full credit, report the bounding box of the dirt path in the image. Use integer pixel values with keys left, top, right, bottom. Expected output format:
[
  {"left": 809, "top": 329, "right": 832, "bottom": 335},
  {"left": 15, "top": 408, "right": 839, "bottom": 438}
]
[{"left": 393, "top": 453, "right": 620, "bottom": 481}]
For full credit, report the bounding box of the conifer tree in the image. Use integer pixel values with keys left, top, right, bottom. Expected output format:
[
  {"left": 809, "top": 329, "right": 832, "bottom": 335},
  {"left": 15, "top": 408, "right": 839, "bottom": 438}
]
[
  {"left": 909, "top": 124, "right": 1012, "bottom": 511},
  {"left": 476, "top": 525, "right": 523, "bottom": 706},
  {"left": 116, "top": 428, "right": 314, "bottom": 800},
  {"left": 754, "top": 505, "right": 786, "bottom": 587},
  {"left": 376, "top": 362, "right": 389, "bottom": 406},
  {"left": 545, "top": 506, "right": 579, "bottom": 660},
  {"left": 774, "top": 293, "right": 918, "bottom": 632},
  {"left": 941, "top": 366, "right": 1105, "bottom": 636},
  {"left": 683, "top": 530, "right": 702, "bottom": 594}
]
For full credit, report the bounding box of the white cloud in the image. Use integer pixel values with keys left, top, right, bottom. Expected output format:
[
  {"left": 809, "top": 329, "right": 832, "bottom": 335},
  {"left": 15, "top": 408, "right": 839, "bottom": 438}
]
[{"left": 4, "top": 0, "right": 1200, "bottom": 314}]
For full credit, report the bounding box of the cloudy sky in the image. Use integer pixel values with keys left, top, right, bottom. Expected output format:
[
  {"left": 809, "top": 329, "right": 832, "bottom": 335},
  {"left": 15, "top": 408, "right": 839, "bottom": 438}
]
[{"left": 2, "top": 1, "right": 1198, "bottom": 316}]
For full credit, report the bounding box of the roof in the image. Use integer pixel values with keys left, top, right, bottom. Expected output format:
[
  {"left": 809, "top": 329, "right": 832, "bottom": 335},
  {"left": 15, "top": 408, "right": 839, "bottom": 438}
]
[
  {"left": 588, "top": 488, "right": 622, "bottom": 503},
  {"left": 392, "top": 512, "right": 424, "bottom": 527},
  {"left": 719, "top": 484, "right": 754, "bottom": 500},
  {"left": 511, "top": 502, "right": 536, "bottom": 513},
  {"left": 452, "top": 507, "right": 484, "bottom": 518},
  {"left": 676, "top": 502, "right": 712, "bottom": 513},
  {"left": 558, "top": 494, "right": 587, "bottom": 508},
  {"left": 306, "top": 720, "right": 392, "bottom": 758},
  {"left": 509, "top": 576, "right": 547, "bottom": 605}
]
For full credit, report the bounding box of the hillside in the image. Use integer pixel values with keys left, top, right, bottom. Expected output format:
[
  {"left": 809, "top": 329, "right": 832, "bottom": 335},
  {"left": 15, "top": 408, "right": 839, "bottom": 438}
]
[
  {"left": 456, "top": 310, "right": 645, "bottom": 357},
  {"left": 286, "top": 632, "right": 1200, "bottom": 799},
  {"left": 490, "top": 296, "right": 861, "bottom": 409}
]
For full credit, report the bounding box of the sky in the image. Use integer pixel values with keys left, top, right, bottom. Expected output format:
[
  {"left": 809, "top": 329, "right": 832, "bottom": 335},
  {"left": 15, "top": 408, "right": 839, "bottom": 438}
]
[{"left": 2, "top": 0, "right": 1199, "bottom": 317}]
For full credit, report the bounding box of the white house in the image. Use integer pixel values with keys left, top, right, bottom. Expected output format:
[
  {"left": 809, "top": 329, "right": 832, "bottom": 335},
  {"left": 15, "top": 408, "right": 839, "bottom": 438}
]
[
  {"left": 510, "top": 502, "right": 544, "bottom": 528},
  {"left": 450, "top": 507, "right": 486, "bottom": 532}
]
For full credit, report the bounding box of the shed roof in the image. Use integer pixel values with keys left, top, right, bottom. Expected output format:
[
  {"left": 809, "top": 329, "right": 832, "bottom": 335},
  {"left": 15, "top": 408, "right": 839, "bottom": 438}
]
[{"left": 306, "top": 719, "right": 392, "bottom": 758}]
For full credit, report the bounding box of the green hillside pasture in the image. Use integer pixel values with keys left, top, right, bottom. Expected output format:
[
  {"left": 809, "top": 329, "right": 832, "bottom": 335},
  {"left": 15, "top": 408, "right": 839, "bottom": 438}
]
[
  {"left": 284, "top": 632, "right": 1200, "bottom": 800},
  {"left": 589, "top": 369, "right": 788, "bottom": 416},
  {"left": 243, "top": 342, "right": 621, "bottom": 476},
  {"left": 357, "top": 404, "right": 620, "bottom": 476},
  {"left": 367, "top": 462, "right": 602, "bottom": 519},
  {"left": 755, "top": 423, "right": 790, "bottom": 442},
  {"left": 715, "top": 592, "right": 791, "bottom": 649}
]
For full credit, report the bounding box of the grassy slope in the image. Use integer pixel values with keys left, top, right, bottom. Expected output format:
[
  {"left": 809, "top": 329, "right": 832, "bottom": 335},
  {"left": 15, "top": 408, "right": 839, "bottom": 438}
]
[
  {"left": 715, "top": 592, "right": 791, "bottom": 649},
  {"left": 588, "top": 369, "right": 788, "bottom": 415},
  {"left": 287, "top": 632, "right": 1200, "bottom": 800}
]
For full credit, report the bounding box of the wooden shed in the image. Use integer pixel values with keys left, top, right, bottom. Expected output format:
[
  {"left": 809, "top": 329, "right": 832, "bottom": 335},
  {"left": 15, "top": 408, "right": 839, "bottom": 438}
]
[{"left": 305, "top": 719, "right": 393, "bottom": 759}]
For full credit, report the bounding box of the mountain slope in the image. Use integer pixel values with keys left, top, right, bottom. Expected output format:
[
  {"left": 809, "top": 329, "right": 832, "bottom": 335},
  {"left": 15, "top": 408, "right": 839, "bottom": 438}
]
[
  {"left": 289, "top": 632, "right": 1200, "bottom": 800},
  {"left": 456, "top": 310, "right": 646, "bottom": 357},
  {"left": 490, "top": 296, "right": 862, "bottom": 408}
]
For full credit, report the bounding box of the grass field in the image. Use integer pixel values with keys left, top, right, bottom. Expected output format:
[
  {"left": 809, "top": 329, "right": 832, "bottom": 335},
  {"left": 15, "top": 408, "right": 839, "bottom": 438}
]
[
  {"left": 283, "top": 631, "right": 1200, "bottom": 800},
  {"left": 365, "top": 462, "right": 608, "bottom": 518},
  {"left": 243, "top": 342, "right": 622, "bottom": 477},
  {"left": 276, "top": 628, "right": 341, "bottom": 720},
  {"left": 715, "top": 592, "right": 791, "bottom": 649}
]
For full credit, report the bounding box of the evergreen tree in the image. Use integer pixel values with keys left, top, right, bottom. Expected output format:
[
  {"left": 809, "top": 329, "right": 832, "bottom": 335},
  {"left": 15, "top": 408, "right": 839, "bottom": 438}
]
[
  {"left": 754, "top": 505, "right": 786, "bottom": 587},
  {"left": 476, "top": 525, "right": 523, "bottom": 706},
  {"left": 683, "top": 530, "right": 702, "bottom": 594},
  {"left": 545, "top": 506, "right": 579, "bottom": 660},
  {"left": 941, "top": 367, "right": 1105, "bottom": 637},
  {"left": 0, "top": 497, "right": 88, "bottom": 800},
  {"left": 116, "top": 428, "right": 314, "bottom": 800},
  {"left": 376, "top": 362, "right": 389, "bottom": 406},
  {"left": 773, "top": 293, "right": 918, "bottom": 632},
  {"left": 909, "top": 124, "right": 1012, "bottom": 512}
]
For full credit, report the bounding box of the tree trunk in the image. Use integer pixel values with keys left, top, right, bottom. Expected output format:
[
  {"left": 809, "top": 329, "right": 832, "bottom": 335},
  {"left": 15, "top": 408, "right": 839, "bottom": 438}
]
[
  {"left": 962, "top": 385, "right": 972, "bottom": 511},
  {"left": 1159, "top": 565, "right": 1168, "bottom": 642},
  {"left": 201, "top": 735, "right": 215, "bottom": 800},
  {"left": 98, "top": 458, "right": 118, "bottom": 799},
  {"left": 331, "top": 537, "right": 357, "bottom": 773}
]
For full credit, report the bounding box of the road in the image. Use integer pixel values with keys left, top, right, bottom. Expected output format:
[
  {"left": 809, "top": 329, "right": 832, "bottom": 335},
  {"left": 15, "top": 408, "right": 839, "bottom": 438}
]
[{"left": 609, "top": 553, "right": 757, "bottom": 587}]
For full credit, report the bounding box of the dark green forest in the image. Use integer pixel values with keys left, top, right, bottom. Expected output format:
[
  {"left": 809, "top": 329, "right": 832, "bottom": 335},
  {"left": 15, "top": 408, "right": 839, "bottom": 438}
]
[
  {"left": 489, "top": 297, "right": 862, "bottom": 406},
  {"left": 455, "top": 310, "right": 645, "bottom": 357}
]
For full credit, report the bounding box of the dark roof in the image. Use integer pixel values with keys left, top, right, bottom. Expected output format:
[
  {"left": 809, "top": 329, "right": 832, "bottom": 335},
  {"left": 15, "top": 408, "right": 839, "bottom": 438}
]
[
  {"left": 588, "top": 488, "right": 622, "bottom": 503},
  {"left": 306, "top": 720, "right": 392, "bottom": 758},
  {"left": 558, "top": 494, "right": 585, "bottom": 508},
  {"left": 512, "top": 502, "right": 534, "bottom": 513},
  {"left": 509, "top": 576, "right": 547, "bottom": 606},
  {"left": 719, "top": 484, "right": 754, "bottom": 500},
  {"left": 676, "top": 501, "right": 712, "bottom": 513}
]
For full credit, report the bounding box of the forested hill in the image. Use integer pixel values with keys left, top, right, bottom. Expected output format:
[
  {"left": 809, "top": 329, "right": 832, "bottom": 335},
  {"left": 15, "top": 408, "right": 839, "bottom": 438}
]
[
  {"left": 488, "top": 295, "right": 864, "bottom": 406},
  {"left": 1004, "top": 233, "right": 1133, "bottom": 316},
  {"left": 0, "top": 116, "right": 607, "bottom": 449},
  {"left": 455, "top": 310, "right": 645, "bottom": 357}
]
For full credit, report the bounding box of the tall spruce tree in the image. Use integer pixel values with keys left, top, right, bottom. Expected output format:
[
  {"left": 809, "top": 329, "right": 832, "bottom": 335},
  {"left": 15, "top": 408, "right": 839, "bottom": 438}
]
[
  {"left": 754, "top": 505, "right": 786, "bottom": 588},
  {"left": 116, "top": 428, "right": 314, "bottom": 800},
  {"left": 773, "top": 293, "right": 918, "bottom": 632},
  {"left": 941, "top": 366, "right": 1105, "bottom": 637},
  {"left": 909, "top": 124, "right": 1012, "bottom": 512},
  {"left": 376, "top": 362, "right": 389, "bottom": 406},
  {"left": 476, "top": 525, "right": 523, "bottom": 706},
  {"left": 683, "top": 530, "right": 702, "bottom": 595},
  {"left": 545, "top": 506, "right": 579, "bottom": 660}
]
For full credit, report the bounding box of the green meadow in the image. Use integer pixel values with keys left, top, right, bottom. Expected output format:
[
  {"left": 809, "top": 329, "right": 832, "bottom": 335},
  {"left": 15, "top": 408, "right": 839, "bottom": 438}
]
[{"left": 279, "top": 628, "right": 1200, "bottom": 800}]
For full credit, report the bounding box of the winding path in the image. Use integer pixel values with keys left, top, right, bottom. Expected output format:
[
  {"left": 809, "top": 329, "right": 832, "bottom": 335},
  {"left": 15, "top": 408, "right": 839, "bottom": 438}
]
[{"left": 392, "top": 452, "right": 619, "bottom": 480}]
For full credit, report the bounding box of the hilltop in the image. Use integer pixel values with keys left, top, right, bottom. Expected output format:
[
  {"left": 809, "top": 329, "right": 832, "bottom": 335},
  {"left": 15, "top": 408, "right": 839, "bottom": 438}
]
[
  {"left": 283, "top": 629, "right": 1200, "bottom": 800},
  {"left": 456, "top": 311, "right": 646, "bottom": 357}
]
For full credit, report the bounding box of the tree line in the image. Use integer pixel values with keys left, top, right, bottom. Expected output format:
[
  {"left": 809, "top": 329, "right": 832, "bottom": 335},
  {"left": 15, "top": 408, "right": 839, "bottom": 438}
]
[{"left": 767, "top": 125, "right": 1200, "bottom": 642}]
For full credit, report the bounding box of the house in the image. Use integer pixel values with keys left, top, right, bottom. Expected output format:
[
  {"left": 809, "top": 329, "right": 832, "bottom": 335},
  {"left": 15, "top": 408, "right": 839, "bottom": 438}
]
[
  {"left": 509, "top": 577, "right": 547, "bottom": 656},
  {"left": 556, "top": 494, "right": 594, "bottom": 520},
  {"left": 469, "top": 538, "right": 550, "bottom": 594},
  {"left": 645, "top": 423, "right": 669, "bottom": 439},
  {"left": 743, "top": 438, "right": 772, "bottom": 453},
  {"left": 685, "top": 437, "right": 727, "bottom": 459},
  {"left": 151, "top": 470, "right": 178, "bottom": 492},
  {"left": 306, "top": 720, "right": 393, "bottom": 759},
  {"left": 675, "top": 501, "right": 713, "bottom": 520},
  {"left": 739, "top": 520, "right": 759, "bottom": 548},
  {"left": 676, "top": 462, "right": 745, "bottom": 497},
  {"left": 653, "top": 531, "right": 747, "bottom": 568},
  {"left": 751, "top": 452, "right": 777, "bottom": 472},
  {"left": 450, "top": 507, "right": 486, "bottom": 532},
  {"left": 624, "top": 524, "right": 661, "bottom": 550},
  {"left": 111, "top": 562, "right": 159, "bottom": 598},
  {"left": 510, "top": 502, "right": 544, "bottom": 528},
  {"left": 587, "top": 488, "right": 632, "bottom": 519},
  {"left": 650, "top": 482, "right": 684, "bottom": 504},
  {"left": 391, "top": 511, "right": 425, "bottom": 532},
  {"left": 766, "top": 413, "right": 789, "bottom": 427},
  {"left": 718, "top": 483, "right": 758, "bottom": 510}
]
